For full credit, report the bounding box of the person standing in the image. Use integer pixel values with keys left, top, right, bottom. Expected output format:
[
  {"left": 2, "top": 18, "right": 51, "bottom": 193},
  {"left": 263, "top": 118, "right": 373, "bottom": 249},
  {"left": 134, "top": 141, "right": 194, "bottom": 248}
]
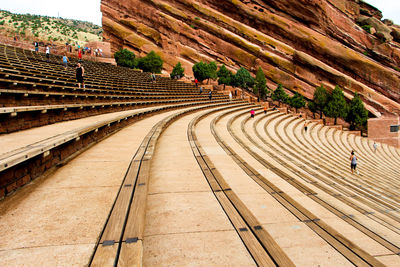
[
  {"left": 373, "top": 142, "right": 378, "bottom": 152},
  {"left": 229, "top": 91, "right": 233, "bottom": 101},
  {"left": 350, "top": 151, "right": 358, "bottom": 174},
  {"left": 76, "top": 63, "right": 85, "bottom": 88},
  {"left": 199, "top": 86, "right": 203, "bottom": 94},
  {"left": 34, "top": 41, "right": 39, "bottom": 53},
  {"left": 194, "top": 78, "right": 198, "bottom": 88},
  {"left": 45, "top": 45, "right": 50, "bottom": 62},
  {"left": 62, "top": 55, "right": 69, "bottom": 69},
  {"left": 208, "top": 90, "right": 212, "bottom": 100},
  {"left": 250, "top": 109, "right": 255, "bottom": 118},
  {"left": 78, "top": 49, "right": 82, "bottom": 61},
  {"left": 304, "top": 121, "right": 309, "bottom": 132},
  {"left": 263, "top": 106, "right": 267, "bottom": 114}
]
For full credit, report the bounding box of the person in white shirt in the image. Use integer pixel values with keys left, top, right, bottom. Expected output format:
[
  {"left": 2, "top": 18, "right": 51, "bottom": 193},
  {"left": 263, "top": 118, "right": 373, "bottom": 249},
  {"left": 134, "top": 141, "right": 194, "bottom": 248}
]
[
  {"left": 45, "top": 46, "right": 50, "bottom": 62},
  {"left": 373, "top": 142, "right": 378, "bottom": 152}
]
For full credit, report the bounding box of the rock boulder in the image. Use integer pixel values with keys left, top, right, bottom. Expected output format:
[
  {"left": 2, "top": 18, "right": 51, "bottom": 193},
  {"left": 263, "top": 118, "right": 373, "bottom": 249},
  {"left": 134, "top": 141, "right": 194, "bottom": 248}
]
[{"left": 101, "top": 0, "right": 400, "bottom": 115}]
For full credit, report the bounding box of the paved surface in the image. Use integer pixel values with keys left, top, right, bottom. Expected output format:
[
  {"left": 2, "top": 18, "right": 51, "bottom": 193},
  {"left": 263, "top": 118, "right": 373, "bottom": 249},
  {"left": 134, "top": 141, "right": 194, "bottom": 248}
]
[
  {"left": 143, "top": 110, "right": 255, "bottom": 266},
  {"left": 197, "top": 110, "right": 352, "bottom": 266},
  {"left": 0, "top": 105, "right": 174, "bottom": 157},
  {"left": 1, "top": 106, "right": 400, "bottom": 266},
  {"left": 0, "top": 108, "right": 182, "bottom": 266}
]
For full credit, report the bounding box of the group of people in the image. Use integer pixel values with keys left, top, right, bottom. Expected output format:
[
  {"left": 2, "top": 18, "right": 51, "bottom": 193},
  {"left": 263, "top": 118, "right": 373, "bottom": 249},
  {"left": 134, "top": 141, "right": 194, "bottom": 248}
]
[
  {"left": 34, "top": 41, "right": 103, "bottom": 65},
  {"left": 65, "top": 42, "right": 103, "bottom": 57},
  {"left": 249, "top": 106, "right": 269, "bottom": 118},
  {"left": 197, "top": 83, "right": 213, "bottom": 100}
]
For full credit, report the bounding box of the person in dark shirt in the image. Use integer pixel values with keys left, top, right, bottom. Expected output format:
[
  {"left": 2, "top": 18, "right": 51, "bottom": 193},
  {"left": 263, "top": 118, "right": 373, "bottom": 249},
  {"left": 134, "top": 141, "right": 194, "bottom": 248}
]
[{"left": 76, "top": 63, "right": 85, "bottom": 88}]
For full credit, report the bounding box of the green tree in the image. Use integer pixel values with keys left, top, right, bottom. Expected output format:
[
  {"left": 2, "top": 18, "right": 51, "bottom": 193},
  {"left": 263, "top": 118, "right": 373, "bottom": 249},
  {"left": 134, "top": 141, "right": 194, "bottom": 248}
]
[
  {"left": 323, "top": 85, "right": 348, "bottom": 125},
  {"left": 207, "top": 61, "right": 218, "bottom": 83},
  {"left": 313, "top": 84, "right": 328, "bottom": 118},
  {"left": 271, "top": 84, "right": 288, "bottom": 106},
  {"left": 217, "top": 64, "right": 233, "bottom": 89},
  {"left": 254, "top": 67, "right": 268, "bottom": 99},
  {"left": 170, "top": 62, "right": 184, "bottom": 79},
  {"left": 114, "top": 48, "right": 136, "bottom": 68},
  {"left": 233, "top": 67, "right": 254, "bottom": 90},
  {"left": 346, "top": 93, "right": 369, "bottom": 130},
  {"left": 137, "top": 51, "right": 163, "bottom": 73},
  {"left": 192, "top": 61, "right": 209, "bottom": 82},
  {"left": 290, "top": 92, "right": 306, "bottom": 113},
  {"left": 308, "top": 101, "right": 317, "bottom": 119}
]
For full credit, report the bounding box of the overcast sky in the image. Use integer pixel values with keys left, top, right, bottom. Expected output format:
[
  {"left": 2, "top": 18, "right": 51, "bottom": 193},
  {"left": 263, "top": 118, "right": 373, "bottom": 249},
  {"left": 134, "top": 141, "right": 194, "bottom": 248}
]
[
  {"left": 365, "top": 0, "right": 400, "bottom": 24},
  {"left": 0, "top": 0, "right": 102, "bottom": 25},
  {"left": 0, "top": 0, "right": 399, "bottom": 26}
]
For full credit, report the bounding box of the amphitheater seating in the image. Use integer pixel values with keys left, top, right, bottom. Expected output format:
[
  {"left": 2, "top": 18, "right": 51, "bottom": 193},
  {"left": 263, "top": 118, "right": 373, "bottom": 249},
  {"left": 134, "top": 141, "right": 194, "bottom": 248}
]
[
  {"left": 0, "top": 44, "right": 230, "bottom": 133},
  {"left": 0, "top": 42, "right": 399, "bottom": 266}
]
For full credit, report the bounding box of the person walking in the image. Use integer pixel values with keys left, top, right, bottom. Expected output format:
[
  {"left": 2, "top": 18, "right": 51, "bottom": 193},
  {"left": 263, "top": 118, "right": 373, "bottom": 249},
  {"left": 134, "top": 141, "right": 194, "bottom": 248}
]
[
  {"left": 304, "top": 121, "right": 309, "bottom": 132},
  {"left": 208, "top": 90, "right": 212, "bottom": 100},
  {"left": 373, "top": 142, "right": 378, "bottom": 152},
  {"left": 76, "top": 63, "right": 85, "bottom": 88},
  {"left": 263, "top": 106, "right": 267, "bottom": 114},
  {"left": 250, "top": 109, "right": 255, "bottom": 118},
  {"left": 194, "top": 78, "right": 198, "bottom": 88},
  {"left": 45, "top": 45, "right": 50, "bottom": 62},
  {"left": 229, "top": 91, "right": 233, "bottom": 101},
  {"left": 34, "top": 41, "right": 39, "bottom": 53},
  {"left": 62, "top": 55, "right": 69, "bottom": 69},
  {"left": 78, "top": 49, "right": 82, "bottom": 61},
  {"left": 199, "top": 86, "right": 203, "bottom": 94},
  {"left": 350, "top": 151, "right": 358, "bottom": 174}
]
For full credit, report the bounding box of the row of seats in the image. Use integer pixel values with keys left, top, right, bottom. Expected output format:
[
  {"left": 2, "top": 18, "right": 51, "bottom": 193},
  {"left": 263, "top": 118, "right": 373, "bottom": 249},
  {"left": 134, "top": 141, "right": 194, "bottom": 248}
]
[{"left": 0, "top": 43, "right": 227, "bottom": 133}]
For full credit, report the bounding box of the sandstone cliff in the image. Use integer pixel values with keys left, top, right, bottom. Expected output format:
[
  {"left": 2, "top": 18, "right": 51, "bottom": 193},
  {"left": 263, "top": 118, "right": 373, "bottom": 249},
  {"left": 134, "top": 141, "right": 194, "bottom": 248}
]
[{"left": 101, "top": 0, "right": 400, "bottom": 116}]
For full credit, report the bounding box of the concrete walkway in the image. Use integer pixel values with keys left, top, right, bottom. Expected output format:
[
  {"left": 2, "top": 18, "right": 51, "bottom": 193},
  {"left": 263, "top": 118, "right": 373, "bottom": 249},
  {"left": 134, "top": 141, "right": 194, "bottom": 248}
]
[
  {"left": 143, "top": 109, "right": 255, "bottom": 266},
  {"left": 0, "top": 105, "right": 170, "bottom": 157},
  {"left": 196, "top": 109, "right": 354, "bottom": 266},
  {"left": 0, "top": 108, "right": 184, "bottom": 266}
]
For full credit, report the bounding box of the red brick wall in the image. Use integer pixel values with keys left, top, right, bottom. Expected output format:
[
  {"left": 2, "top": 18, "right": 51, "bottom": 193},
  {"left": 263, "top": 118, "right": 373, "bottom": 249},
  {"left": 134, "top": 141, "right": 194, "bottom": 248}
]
[{"left": 368, "top": 116, "right": 400, "bottom": 148}]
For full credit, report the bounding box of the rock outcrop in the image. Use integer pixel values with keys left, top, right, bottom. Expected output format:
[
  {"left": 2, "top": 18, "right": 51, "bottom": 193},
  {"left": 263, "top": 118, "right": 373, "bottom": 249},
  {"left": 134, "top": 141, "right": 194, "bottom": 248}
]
[{"left": 101, "top": 0, "right": 400, "bottom": 116}]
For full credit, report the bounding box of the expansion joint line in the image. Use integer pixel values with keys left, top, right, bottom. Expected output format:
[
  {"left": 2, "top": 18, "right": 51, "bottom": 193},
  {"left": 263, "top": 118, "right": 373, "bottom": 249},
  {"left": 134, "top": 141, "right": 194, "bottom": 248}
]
[
  {"left": 222, "top": 108, "right": 394, "bottom": 264},
  {"left": 188, "top": 104, "right": 295, "bottom": 267}
]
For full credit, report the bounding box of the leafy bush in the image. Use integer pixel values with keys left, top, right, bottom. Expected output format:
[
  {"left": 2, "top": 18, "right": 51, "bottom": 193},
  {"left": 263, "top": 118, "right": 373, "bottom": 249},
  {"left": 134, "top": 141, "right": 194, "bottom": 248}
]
[
  {"left": 207, "top": 61, "right": 218, "bottom": 81},
  {"left": 323, "top": 85, "right": 348, "bottom": 124},
  {"left": 217, "top": 64, "right": 233, "bottom": 89},
  {"left": 192, "top": 61, "right": 210, "bottom": 82},
  {"left": 361, "top": 24, "right": 372, "bottom": 34},
  {"left": 114, "top": 48, "right": 136, "bottom": 68},
  {"left": 170, "top": 62, "right": 184, "bottom": 78},
  {"left": 254, "top": 67, "right": 268, "bottom": 98},
  {"left": 233, "top": 67, "right": 254, "bottom": 90},
  {"left": 289, "top": 92, "right": 306, "bottom": 112},
  {"left": 137, "top": 51, "right": 163, "bottom": 73},
  {"left": 346, "top": 93, "right": 368, "bottom": 130},
  {"left": 308, "top": 101, "right": 317, "bottom": 119},
  {"left": 313, "top": 84, "right": 328, "bottom": 118},
  {"left": 271, "top": 84, "right": 288, "bottom": 105}
]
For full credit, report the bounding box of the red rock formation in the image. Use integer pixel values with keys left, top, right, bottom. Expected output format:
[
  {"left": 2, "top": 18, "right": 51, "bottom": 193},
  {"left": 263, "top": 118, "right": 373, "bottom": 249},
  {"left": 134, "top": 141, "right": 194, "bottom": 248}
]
[{"left": 101, "top": 0, "right": 400, "bottom": 116}]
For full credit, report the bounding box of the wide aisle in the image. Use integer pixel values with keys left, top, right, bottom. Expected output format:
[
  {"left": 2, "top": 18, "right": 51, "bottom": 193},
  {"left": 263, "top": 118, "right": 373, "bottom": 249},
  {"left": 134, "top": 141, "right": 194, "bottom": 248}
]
[
  {"left": 143, "top": 109, "right": 255, "bottom": 266},
  {"left": 0, "top": 109, "right": 183, "bottom": 266}
]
